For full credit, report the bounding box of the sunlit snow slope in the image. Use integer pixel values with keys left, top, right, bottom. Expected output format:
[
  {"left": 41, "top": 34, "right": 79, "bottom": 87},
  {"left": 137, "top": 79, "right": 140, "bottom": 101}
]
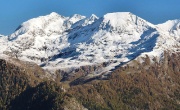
[
  {"left": 0, "top": 35, "right": 8, "bottom": 55},
  {"left": 1, "top": 12, "right": 180, "bottom": 74}
]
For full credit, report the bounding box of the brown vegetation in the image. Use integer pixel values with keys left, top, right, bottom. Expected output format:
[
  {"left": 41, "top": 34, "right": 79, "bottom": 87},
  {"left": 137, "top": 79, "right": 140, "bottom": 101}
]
[
  {"left": 0, "top": 51, "right": 179, "bottom": 110},
  {"left": 68, "top": 52, "right": 180, "bottom": 110}
]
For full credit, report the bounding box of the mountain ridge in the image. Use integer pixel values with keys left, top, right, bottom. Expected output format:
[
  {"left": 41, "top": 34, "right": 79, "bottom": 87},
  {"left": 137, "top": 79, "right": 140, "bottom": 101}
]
[
  {"left": 0, "top": 12, "right": 179, "bottom": 110},
  {"left": 0, "top": 12, "right": 179, "bottom": 77}
]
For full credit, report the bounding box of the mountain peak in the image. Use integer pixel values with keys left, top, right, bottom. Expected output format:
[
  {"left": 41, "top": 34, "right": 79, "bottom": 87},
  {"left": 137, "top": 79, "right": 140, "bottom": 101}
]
[
  {"left": 89, "top": 14, "right": 98, "bottom": 20},
  {"left": 2, "top": 12, "right": 180, "bottom": 76},
  {"left": 104, "top": 12, "right": 132, "bottom": 18},
  {"left": 157, "top": 19, "right": 180, "bottom": 31},
  {"left": 101, "top": 12, "right": 155, "bottom": 29},
  {"left": 48, "top": 12, "right": 67, "bottom": 19},
  {"left": 156, "top": 19, "right": 180, "bottom": 42},
  {"left": 70, "top": 14, "right": 85, "bottom": 18},
  {"left": 90, "top": 14, "right": 98, "bottom": 19},
  {"left": 49, "top": 12, "right": 60, "bottom": 17},
  {"left": 69, "top": 14, "right": 86, "bottom": 23},
  {"left": 103, "top": 12, "right": 142, "bottom": 22}
]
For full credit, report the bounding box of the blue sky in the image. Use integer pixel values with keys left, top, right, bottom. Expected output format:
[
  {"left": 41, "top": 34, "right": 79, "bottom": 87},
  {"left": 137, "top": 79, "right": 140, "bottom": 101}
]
[{"left": 0, "top": 0, "right": 180, "bottom": 35}]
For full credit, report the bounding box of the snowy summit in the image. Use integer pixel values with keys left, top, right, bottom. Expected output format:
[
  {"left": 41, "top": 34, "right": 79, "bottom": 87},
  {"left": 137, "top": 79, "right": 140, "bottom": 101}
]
[{"left": 0, "top": 12, "right": 179, "bottom": 75}]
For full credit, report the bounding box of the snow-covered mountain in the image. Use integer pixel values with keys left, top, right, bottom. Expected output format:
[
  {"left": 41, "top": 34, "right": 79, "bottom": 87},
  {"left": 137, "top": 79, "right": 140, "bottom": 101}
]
[
  {"left": 156, "top": 19, "right": 180, "bottom": 42},
  {"left": 0, "top": 35, "right": 8, "bottom": 55},
  {"left": 1, "top": 12, "right": 180, "bottom": 75}
]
